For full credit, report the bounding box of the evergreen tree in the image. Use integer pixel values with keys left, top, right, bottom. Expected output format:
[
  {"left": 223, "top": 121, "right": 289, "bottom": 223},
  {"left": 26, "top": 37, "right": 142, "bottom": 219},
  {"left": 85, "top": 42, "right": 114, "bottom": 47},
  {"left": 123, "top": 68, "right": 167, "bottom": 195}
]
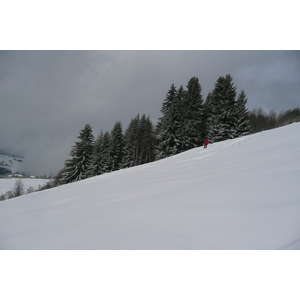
[
  {"left": 202, "top": 92, "right": 213, "bottom": 139},
  {"left": 206, "top": 74, "right": 237, "bottom": 142},
  {"left": 63, "top": 124, "right": 94, "bottom": 183},
  {"left": 138, "top": 114, "right": 156, "bottom": 164},
  {"left": 87, "top": 131, "right": 104, "bottom": 177},
  {"left": 87, "top": 131, "right": 113, "bottom": 176},
  {"left": 181, "top": 76, "right": 204, "bottom": 150},
  {"left": 98, "top": 131, "right": 113, "bottom": 174},
  {"left": 110, "top": 121, "right": 124, "bottom": 171},
  {"left": 156, "top": 77, "right": 204, "bottom": 158},
  {"left": 123, "top": 114, "right": 156, "bottom": 167},
  {"left": 235, "top": 90, "right": 250, "bottom": 137},
  {"left": 173, "top": 85, "right": 189, "bottom": 153},
  {"left": 122, "top": 115, "right": 140, "bottom": 168},
  {"left": 156, "top": 84, "right": 180, "bottom": 159}
]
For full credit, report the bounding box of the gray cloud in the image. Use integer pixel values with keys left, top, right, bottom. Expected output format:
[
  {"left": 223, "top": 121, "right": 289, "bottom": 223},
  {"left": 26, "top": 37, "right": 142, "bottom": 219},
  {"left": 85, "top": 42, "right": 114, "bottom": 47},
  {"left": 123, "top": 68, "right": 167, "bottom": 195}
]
[{"left": 1, "top": 50, "right": 299, "bottom": 176}]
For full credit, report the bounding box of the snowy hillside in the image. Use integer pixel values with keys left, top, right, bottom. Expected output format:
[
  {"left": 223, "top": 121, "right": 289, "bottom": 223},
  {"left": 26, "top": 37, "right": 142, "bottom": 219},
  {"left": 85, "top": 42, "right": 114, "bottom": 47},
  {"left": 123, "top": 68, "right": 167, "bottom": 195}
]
[
  {"left": 1, "top": 123, "right": 300, "bottom": 250},
  {"left": 0, "top": 151, "right": 23, "bottom": 175}
]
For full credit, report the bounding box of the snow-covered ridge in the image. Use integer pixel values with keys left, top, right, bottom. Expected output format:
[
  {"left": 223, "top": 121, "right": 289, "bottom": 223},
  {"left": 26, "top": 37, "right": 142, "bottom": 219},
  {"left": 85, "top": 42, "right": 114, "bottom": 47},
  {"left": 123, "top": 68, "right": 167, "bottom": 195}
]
[
  {"left": 0, "top": 150, "right": 23, "bottom": 174},
  {"left": 1, "top": 123, "right": 300, "bottom": 249}
]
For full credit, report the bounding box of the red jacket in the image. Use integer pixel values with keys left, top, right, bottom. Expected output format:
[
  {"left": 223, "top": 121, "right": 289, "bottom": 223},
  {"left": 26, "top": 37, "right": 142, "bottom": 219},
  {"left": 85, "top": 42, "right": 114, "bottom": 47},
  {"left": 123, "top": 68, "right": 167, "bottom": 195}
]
[{"left": 204, "top": 140, "right": 209, "bottom": 146}]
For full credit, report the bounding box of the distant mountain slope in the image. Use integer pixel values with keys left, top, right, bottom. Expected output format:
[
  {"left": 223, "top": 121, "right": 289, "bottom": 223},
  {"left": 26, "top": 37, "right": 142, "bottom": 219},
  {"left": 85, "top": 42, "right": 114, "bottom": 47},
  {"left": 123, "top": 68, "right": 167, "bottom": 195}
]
[
  {"left": 0, "top": 123, "right": 300, "bottom": 250},
  {"left": 0, "top": 150, "right": 23, "bottom": 175}
]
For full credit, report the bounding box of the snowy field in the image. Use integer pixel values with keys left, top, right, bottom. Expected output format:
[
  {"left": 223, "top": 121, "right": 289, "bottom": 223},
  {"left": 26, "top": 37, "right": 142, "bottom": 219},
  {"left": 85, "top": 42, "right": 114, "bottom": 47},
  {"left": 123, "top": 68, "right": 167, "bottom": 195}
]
[
  {"left": 0, "top": 178, "right": 49, "bottom": 195},
  {"left": 1, "top": 123, "right": 300, "bottom": 250}
]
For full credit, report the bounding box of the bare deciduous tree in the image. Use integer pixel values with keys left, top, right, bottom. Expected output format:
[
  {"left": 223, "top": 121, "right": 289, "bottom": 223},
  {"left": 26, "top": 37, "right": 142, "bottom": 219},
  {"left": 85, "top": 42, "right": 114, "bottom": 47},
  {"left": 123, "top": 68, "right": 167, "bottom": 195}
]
[{"left": 12, "top": 179, "right": 25, "bottom": 197}]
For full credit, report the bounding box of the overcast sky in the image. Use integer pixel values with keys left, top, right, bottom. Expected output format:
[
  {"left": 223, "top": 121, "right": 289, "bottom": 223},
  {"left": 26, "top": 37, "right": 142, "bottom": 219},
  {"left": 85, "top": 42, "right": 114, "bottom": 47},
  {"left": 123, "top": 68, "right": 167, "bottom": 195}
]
[{"left": 1, "top": 50, "right": 299, "bottom": 175}]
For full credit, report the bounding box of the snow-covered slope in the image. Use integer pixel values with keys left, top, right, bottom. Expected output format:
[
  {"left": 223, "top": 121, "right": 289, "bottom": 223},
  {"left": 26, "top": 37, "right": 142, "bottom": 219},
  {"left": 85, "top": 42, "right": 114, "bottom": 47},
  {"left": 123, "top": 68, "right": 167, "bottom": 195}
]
[
  {"left": 0, "top": 151, "right": 23, "bottom": 174},
  {"left": 1, "top": 123, "right": 300, "bottom": 250}
]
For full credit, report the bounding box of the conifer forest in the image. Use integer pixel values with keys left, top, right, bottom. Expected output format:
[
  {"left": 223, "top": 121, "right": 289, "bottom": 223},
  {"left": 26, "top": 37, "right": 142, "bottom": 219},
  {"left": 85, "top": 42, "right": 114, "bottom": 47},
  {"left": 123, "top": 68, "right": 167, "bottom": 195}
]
[{"left": 60, "top": 74, "right": 300, "bottom": 184}]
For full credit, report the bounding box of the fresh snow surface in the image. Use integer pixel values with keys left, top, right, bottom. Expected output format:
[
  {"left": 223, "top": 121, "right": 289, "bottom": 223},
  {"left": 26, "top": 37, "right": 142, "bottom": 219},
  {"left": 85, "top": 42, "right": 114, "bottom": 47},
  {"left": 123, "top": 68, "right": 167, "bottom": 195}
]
[
  {"left": 1, "top": 123, "right": 300, "bottom": 250},
  {"left": 0, "top": 178, "right": 49, "bottom": 195}
]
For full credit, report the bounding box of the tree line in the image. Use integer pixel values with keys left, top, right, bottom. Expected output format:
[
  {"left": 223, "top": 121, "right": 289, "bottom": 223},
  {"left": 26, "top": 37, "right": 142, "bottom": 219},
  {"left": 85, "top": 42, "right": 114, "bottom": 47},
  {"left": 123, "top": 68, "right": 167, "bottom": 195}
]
[
  {"left": 58, "top": 74, "right": 299, "bottom": 185},
  {"left": 5, "top": 74, "right": 299, "bottom": 195},
  {"left": 248, "top": 107, "right": 300, "bottom": 133},
  {"left": 61, "top": 114, "right": 157, "bottom": 183},
  {"left": 60, "top": 74, "right": 252, "bottom": 184}
]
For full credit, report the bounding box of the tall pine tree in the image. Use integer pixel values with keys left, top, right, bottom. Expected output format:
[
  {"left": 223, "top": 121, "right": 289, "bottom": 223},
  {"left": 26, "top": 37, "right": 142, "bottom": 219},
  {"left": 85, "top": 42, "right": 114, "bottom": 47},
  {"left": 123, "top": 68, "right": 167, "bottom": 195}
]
[
  {"left": 87, "top": 131, "right": 103, "bottom": 177},
  {"left": 156, "top": 84, "right": 181, "bottom": 159},
  {"left": 156, "top": 77, "right": 204, "bottom": 158},
  {"left": 123, "top": 114, "right": 156, "bottom": 167},
  {"left": 202, "top": 91, "right": 213, "bottom": 139},
  {"left": 181, "top": 76, "right": 204, "bottom": 150},
  {"left": 139, "top": 114, "right": 156, "bottom": 164},
  {"left": 206, "top": 74, "right": 237, "bottom": 142},
  {"left": 98, "top": 131, "right": 113, "bottom": 174},
  {"left": 122, "top": 115, "right": 140, "bottom": 168},
  {"left": 235, "top": 90, "right": 250, "bottom": 137},
  {"left": 111, "top": 121, "right": 124, "bottom": 171},
  {"left": 63, "top": 124, "right": 94, "bottom": 183}
]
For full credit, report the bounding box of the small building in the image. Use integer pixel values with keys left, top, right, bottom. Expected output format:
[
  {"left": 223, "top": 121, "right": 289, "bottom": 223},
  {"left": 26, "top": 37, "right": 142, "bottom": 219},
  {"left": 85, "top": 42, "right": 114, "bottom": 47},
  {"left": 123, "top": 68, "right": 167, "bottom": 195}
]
[{"left": 13, "top": 174, "right": 23, "bottom": 178}]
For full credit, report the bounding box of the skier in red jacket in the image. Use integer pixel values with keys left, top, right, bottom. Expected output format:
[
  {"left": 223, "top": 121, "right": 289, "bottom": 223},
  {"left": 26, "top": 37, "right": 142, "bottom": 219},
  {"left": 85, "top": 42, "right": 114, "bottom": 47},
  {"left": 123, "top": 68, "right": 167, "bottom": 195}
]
[{"left": 203, "top": 139, "right": 209, "bottom": 148}]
